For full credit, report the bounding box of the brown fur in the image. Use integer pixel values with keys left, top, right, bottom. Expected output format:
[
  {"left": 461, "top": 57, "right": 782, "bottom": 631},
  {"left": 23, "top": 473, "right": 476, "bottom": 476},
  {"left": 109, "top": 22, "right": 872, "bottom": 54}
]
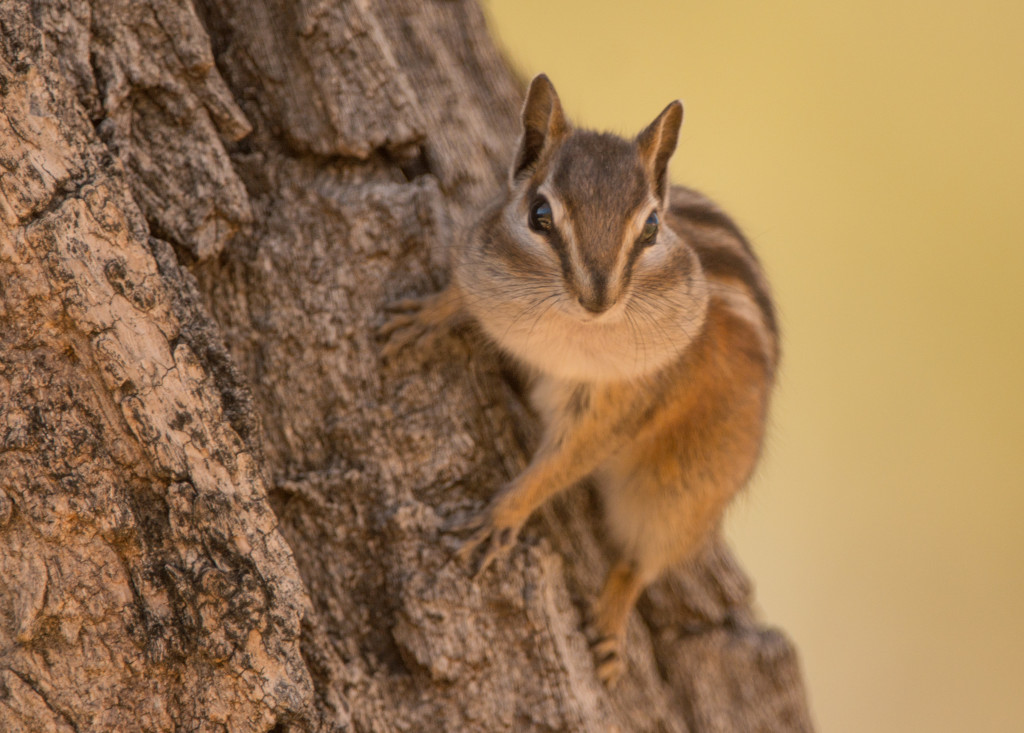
[{"left": 381, "top": 74, "right": 778, "bottom": 686}]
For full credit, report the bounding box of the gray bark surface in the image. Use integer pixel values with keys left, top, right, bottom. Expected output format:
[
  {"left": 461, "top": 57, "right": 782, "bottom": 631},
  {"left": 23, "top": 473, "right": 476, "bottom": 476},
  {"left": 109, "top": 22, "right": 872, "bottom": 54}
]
[{"left": 0, "top": 1, "right": 815, "bottom": 731}]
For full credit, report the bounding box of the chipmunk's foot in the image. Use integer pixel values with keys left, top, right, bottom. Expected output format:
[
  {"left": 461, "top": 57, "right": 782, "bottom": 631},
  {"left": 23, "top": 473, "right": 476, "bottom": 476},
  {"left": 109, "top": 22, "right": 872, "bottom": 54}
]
[
  {"left": 591, "top": 634, "right": 625, "bottom": 687},
  {"left": 445, "top": 499, "right": 524, "bottom": 578}
]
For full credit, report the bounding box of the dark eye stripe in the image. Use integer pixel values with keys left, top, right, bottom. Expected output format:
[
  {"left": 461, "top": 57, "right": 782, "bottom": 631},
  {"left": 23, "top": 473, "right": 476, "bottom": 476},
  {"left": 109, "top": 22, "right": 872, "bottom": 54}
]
[{"left": 545, "top": 224, "right": 573, "bottom": 281}]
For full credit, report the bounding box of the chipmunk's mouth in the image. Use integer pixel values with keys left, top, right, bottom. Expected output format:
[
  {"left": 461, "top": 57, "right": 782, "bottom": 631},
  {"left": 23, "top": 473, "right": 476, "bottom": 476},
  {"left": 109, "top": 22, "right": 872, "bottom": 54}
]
[{"left": 559, "top": 302, "right": 604, "bottom": 323}]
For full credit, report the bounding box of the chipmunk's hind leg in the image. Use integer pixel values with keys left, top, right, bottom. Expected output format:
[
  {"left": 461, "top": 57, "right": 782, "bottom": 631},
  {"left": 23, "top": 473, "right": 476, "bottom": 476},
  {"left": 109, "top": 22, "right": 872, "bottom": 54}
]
[{"left": 591, "top": 559, "right": 649, "bottom": 687}]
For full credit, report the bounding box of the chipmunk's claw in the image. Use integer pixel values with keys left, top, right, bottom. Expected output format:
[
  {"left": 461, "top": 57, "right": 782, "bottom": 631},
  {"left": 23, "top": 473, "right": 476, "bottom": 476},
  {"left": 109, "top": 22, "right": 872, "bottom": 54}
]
[
  {"left": 447, "top": 507, "right": 521, "bottom": 578},
  {"left": 378, "top": 290, "right": 464, "bottom": 361},
  {"left": 591, "top": 635, "right": 625, "bottom": 688},
  {"left": 378, "top": 297, "right": 432, "bottom": 360}
]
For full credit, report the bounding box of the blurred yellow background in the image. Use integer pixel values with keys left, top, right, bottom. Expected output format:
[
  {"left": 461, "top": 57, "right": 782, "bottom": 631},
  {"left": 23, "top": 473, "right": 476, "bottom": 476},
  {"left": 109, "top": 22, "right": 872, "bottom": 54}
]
[{"left": 483, "top": 2, "right": 1024, "bottom": 731}]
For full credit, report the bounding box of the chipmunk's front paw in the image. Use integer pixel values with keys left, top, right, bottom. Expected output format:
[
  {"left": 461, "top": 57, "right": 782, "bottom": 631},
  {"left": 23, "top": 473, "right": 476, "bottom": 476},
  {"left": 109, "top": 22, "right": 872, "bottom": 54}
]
[
  {"left": 378, "top": 296, "right": 436, "bottom": 360},
  {"left": 445, "top": 503, "right": 524, "bottom": 578}
]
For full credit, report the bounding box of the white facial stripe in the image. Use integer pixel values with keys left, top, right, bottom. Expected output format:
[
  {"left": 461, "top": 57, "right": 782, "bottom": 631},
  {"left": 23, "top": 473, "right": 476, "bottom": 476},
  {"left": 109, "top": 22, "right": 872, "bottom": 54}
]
[
  {"left": 625, "top": 195, "right": 661, "bottom": 242},
  {"left": 537, "top": 182, "right": 588, "bottom": 289},
  {"left": 609, "top": 195, "right": 661, "bottom": 294}
]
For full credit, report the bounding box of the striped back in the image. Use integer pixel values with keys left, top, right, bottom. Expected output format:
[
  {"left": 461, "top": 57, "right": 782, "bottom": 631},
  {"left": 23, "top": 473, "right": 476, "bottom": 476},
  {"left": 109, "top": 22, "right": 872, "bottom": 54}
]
[{"left": 668, "top": 185, "right": 780, "bottom": 375}]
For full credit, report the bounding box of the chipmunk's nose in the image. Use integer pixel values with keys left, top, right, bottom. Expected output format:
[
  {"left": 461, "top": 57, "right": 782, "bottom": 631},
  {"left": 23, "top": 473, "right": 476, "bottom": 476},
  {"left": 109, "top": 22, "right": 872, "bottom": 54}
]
[
  {"left": 575, "top": 271, "right": 611, "bottom": 314},
  {"left": 578, "top": 294, "right": 610, "bottom": 314}
]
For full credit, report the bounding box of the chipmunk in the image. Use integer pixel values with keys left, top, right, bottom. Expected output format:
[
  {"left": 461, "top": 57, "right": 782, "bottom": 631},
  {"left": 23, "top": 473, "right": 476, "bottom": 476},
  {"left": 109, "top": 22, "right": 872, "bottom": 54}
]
[{"left": 381, "top": 74, "right": 778, "bottom": 686}]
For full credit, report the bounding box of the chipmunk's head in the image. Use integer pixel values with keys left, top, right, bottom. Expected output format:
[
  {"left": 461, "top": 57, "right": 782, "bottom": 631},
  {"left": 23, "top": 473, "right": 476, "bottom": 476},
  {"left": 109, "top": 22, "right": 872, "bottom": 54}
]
[{"left": 458, "top": 74, "right": 709, "bottom": 381}]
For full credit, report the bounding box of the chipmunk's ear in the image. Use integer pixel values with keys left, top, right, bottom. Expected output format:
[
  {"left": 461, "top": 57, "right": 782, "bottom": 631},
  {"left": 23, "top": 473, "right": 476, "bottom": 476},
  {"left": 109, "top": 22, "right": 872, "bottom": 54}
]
[
  {"left": 511, "top": 74, "right": 570, "bottom": 185},
  {"left": 637, "top": 100, "right": 683, "bottom": 205}
]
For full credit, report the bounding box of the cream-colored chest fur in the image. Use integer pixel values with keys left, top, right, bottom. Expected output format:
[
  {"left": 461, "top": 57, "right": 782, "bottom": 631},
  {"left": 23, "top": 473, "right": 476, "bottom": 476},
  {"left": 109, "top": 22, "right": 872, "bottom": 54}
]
[{"left": 473, "top": 296, "right": 691, "bottom": 383}]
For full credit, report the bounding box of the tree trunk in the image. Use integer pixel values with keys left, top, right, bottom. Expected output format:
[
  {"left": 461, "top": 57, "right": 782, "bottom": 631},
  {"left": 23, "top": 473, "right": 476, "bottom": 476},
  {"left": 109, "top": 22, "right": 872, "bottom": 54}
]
[{"left": 0, "top": 1, "right": 815, "bottom": 731}]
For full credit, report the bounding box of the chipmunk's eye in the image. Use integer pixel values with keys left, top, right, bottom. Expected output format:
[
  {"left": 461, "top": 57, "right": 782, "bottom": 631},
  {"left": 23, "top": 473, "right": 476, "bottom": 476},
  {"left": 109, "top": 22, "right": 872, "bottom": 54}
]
[
  {"left": 638, "top": 211, "right": 659, "bottom": 246},
  {"left": 528, "top": 196, "right": 554, "bottom": 233}
]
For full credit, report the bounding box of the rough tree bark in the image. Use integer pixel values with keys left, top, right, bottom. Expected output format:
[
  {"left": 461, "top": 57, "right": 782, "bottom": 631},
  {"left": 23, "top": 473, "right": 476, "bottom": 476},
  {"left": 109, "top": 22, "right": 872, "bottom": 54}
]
[{"left": 0, "top": 1, "right": 815, "bottom": 731}]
